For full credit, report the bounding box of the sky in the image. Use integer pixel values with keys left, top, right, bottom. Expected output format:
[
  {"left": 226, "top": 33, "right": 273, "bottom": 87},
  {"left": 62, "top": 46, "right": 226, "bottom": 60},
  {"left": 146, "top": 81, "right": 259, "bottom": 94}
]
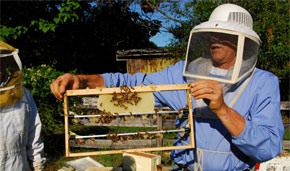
[{"left": 149, "top": 30, "right": 174, "bottom": 47}]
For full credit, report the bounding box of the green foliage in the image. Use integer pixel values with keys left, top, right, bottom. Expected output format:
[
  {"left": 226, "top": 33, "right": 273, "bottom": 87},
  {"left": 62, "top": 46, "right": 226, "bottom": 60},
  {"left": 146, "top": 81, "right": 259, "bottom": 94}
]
[
  {"left": 29, "top": 0, "right": 80, "bottom": 33},
  {"left": 23, "top": 64, "right": 63, "bottom": 133},
  {"left": 284, "top": 129, "right": 290, "bottom": 140},
  {"left": 23, "top": 64, "right": 77, "bottom": 157},
  {"left": 0, "top": 1, "right": 80, "bottom": 41},
  {"left": 0, "top": 25, "right": 28, "bottom": 40}
]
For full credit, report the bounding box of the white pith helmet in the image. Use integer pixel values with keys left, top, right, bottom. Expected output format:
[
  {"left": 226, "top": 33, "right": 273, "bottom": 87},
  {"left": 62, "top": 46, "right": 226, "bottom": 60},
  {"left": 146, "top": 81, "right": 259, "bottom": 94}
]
[
  {"left": 209, "top": 3, "right": 253, "bottom": 28},
  {"left": 183, "top": 3, "right": 260, "bottom": 85},
  {"left": 193, "top": 3, "right": 261, "bottom": 43}
]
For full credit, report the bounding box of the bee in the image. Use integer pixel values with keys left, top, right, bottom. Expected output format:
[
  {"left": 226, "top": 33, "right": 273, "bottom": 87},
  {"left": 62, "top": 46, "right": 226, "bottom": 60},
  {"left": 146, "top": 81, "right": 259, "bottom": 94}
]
[
  {"left": 123, "top": 136, "right": 128, "bottom": 142},
  {"left": 89, "top": 118, "right": 97, "bottom": 123},
  {"left": 162, "top": 114, "right": 169, "bottom": 120},
  {"left": 179, "top": 132, "right": 185, "bottom": 137},
  {"left": 69, "top": 131, "right": 77, "bottom": 136},
  {"left": 77, "top": 139, "right": 86, "bottom": 145},
  {"left": 95, "top": 118, "right": 100, "bottom": 123},
  {"left": 136, "top": 132, "right": 142, "bottom": 139},
  {"left": 120, "top": 136, "right": 124, "bottom": 142},
  {"left": 163, "top": 127, "right": 168, "bottom": 131},
  {"left": 156, "top": 133, "right": 163, "bottom": 139},
  {"left": 72, "top": 119, "right": 79, "bottom": 124},
  {"left": 149, "top": 134, "right": 155, "bottom": 140},
  {"left": 143, "top": 134, "right": 149, "bottom": 140},
  {"left": 154, "top": 108, "right": 159, "bottom": 114},
  {"left": 130, "top": 116, "right": 135, "bottom": 120},
  {"left": 90, "top": 137, "right": 95, "bottom": 144},
  {"left": 142, "top": 115, "right": 147, "bottom": 120}
]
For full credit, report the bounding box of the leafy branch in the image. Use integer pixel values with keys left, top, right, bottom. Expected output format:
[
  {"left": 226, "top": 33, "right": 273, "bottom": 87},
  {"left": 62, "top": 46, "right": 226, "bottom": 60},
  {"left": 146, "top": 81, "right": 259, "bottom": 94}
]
[{"left": 0, "top": 0, "right": 80, "bottom": 41}]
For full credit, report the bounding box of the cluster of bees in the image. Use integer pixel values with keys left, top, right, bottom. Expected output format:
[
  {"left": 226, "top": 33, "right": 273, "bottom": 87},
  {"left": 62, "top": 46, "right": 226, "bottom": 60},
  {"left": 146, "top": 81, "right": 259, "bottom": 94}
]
[
  {"left": 107, "top": 131, "right": 164, "bottom": 143},
  {"left": 72, "top": 108, "right": 178, "bottom": 124},
  {"left": 73, "top": 127, "right": 187, "bottom": 145},
  {"left": 71, "top": 109, "right": 118, "bottom": 124},
  {"left": 70, "top": 85, "right": 190, "bottom": 145},
  {"left": 74, "top": 132, "right": 161, "bottom": 145},
  {"left": 71, "top": 85, "right": 189, "bottom": 125},
  {"left": 86, "top": 110, "right": 174, "bottom": 124},
  {"left": 75, "top": 137, "right": 95, "bottom": 145},
  {"left": 110, "top": 85, "right": 142, "bottom": 110}
]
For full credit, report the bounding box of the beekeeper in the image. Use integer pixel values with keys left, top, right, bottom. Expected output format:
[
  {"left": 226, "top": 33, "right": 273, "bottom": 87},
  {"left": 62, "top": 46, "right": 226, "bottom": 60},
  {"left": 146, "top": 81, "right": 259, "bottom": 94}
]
[
  {"left": 0, "top": 41, "right": 46, "bottom": 170},
  {"left": 50, "top": 3, "right": 284, "bottom": 171}
]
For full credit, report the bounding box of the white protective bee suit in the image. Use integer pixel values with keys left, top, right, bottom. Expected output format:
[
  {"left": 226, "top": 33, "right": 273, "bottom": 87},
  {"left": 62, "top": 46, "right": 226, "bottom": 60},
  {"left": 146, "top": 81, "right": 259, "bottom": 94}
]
[{"left": 0, "top": 41, "right": 46, "bottom": 171}]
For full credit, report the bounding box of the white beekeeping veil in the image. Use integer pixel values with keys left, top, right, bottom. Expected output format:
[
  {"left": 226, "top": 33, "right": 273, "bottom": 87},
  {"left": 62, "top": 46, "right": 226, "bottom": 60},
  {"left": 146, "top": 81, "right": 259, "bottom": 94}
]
[
  {"left": 183, "top": 3, "right": 260, "bottom": 84},
  {"left": 0, "top": 41, "right": 24, "bottom": 107}
]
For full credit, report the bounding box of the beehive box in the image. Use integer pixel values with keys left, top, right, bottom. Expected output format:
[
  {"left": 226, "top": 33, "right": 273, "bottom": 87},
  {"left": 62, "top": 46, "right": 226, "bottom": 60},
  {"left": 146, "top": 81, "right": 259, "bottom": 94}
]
[{"left": 123, "top": 152, "right": 161, "bottom": 171}]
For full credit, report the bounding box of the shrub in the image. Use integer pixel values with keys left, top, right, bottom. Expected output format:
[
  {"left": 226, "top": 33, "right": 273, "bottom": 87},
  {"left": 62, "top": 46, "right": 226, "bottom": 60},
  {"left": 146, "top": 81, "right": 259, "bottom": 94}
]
[{"left": 23, "top": 64, "right": 77, "bottom": 157}]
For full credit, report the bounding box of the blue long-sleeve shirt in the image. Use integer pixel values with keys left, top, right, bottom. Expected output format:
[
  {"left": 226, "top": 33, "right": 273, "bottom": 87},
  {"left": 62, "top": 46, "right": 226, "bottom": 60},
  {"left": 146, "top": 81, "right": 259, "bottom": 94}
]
[{"left": 101, "top": 61, "right": 284, "bottom": 171}]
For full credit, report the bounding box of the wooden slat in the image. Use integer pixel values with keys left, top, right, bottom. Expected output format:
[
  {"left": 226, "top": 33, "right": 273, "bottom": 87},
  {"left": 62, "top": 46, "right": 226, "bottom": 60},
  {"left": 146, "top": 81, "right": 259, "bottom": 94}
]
[
  {"left": 157, "top": 113, "right": 163, "bottom": 156},
  {"left": 281, "top": 101, "right": 290, "bottom": 110},
  {"left": 70, "top": 139, "right": 175, "bottom": 149},
  {"left": 67, "top": 145, "right": 192, "bottom": 157},
  {"left": 78, "top": 118, "right": 176, "bottom": 128},
  {"left": 283, "top": 140, "right": 290, "bottom": 150},
  {"left": 187, "top": 89, "right": 195, "bottom": 148},
  {"left": 71, "top": 139, "right": 157, "bottom": 149},
  {"left": 66, "top": 84, "right": 189, "bottom": 96},
  {"left": 63, "top": 95, "right": 70, "bottom": 157}
]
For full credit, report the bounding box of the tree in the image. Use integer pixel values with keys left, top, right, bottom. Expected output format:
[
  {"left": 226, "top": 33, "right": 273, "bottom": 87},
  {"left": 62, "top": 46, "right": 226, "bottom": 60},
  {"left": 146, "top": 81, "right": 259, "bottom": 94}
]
[
  {"left": 0, "top": 0, "right": 161, "bottom": 74},
  {"left": 143, "top": 0, "right": 289, "bottom": 100},
  {"left": 0, "top": 0, "right": 162, "bottom": 158}
]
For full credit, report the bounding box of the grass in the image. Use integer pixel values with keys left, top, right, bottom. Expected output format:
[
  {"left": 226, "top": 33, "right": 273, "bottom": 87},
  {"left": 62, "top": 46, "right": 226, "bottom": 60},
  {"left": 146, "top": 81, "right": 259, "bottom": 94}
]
[
  {"left": 44, "top": 147, "right": 171, "bottom": 170},
  {"left": 43, "top": 124, "right": 176, "bottom": 170},
  {"left": 283, "top": 129, "right": 289, "bottom": 140}
]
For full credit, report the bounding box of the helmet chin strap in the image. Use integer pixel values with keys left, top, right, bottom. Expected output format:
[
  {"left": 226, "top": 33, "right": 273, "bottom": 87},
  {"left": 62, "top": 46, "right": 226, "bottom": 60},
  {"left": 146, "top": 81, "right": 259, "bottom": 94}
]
[
  {"left": 12, "top": 50, "right": 22, "bottom": 72},
  {"left": 0, "top": 74, "right": 11, "bottom": 88},
  {"left": 0, "top": 82, "right": 22, "bottom": 91}
]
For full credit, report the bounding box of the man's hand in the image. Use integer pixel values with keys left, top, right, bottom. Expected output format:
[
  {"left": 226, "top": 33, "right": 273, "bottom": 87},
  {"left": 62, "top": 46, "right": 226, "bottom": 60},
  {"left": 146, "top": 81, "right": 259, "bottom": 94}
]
[
  {"left": 190, "top": 79, "right": 245, "bottom": 136},
  {"left": 190, "top": 79, "right": 226, "bottom": 113},
  {"left": 50, "top": 73, "right": 81, "bottom": 101}
]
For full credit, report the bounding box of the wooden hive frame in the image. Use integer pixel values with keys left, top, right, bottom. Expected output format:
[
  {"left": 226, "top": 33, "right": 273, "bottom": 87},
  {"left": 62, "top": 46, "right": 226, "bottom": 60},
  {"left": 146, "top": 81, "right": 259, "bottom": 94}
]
[{"left": 63, "top": 84, "right": 195, "bottom": 157}]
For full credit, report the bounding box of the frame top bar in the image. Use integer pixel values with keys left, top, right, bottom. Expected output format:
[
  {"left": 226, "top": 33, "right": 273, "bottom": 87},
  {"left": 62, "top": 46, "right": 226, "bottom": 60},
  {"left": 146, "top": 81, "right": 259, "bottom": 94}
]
[{"left": 66, "top": 84, "right": 190, "bottom": 96}]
